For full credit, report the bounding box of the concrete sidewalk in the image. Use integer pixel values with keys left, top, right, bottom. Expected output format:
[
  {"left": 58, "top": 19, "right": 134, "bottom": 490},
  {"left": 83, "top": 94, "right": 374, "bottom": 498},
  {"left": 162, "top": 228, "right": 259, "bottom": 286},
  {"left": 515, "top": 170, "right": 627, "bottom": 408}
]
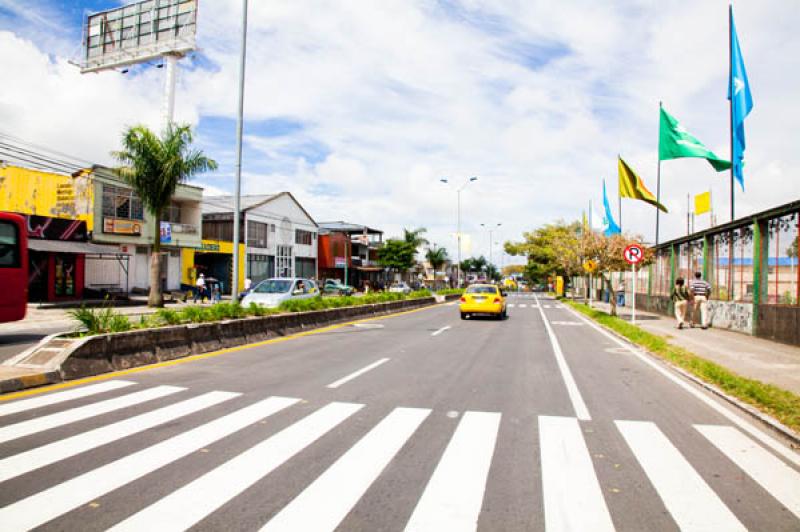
[{"left": 586, "top": 300, "right": 800, "bottom": 395}]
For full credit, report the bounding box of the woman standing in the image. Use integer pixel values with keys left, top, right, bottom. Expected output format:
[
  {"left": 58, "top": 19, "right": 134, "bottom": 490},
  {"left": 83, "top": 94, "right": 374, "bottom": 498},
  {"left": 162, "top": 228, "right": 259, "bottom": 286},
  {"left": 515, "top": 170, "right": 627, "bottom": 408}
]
[{"left": 671, "top": 277, "right": 690, "bottom": 329}]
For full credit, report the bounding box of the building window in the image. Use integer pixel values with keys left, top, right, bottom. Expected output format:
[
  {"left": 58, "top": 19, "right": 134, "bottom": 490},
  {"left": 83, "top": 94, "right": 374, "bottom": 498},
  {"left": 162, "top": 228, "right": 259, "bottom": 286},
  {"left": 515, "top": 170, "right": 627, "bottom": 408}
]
[
  {"left": 166, "top": 203, "right": 181, "bottom": 223},
  {"left": 203, "top": 220, "right": 233, "bottom": 241},
  {"left": 102, "top": 185, "right": 144, "bottom": 221},
  {"left": 247, "top": 221, "right": 269, "bottom": 248},
  {"left": 295, "top": 229, "right": 313, "bottom": 245},
  {"left": 270, "top": 224, "right": 276, "bottom": 233}
]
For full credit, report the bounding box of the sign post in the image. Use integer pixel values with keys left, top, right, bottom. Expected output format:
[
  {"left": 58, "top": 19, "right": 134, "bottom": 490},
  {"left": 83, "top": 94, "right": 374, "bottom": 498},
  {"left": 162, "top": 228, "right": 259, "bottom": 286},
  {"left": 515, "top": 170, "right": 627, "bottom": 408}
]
[
  {"left": 583, "top": 259, "right": 598, "bottom": 307},
  {"left": 623, "top": 244, "right": 645, "bottom": 324}
]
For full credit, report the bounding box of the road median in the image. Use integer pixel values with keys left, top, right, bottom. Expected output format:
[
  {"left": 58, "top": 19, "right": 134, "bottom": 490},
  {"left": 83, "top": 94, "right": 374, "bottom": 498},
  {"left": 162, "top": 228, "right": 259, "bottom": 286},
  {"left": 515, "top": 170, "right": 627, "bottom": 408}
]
[{"left": 563, "top": 299, "right": 800, "bottom": 438}]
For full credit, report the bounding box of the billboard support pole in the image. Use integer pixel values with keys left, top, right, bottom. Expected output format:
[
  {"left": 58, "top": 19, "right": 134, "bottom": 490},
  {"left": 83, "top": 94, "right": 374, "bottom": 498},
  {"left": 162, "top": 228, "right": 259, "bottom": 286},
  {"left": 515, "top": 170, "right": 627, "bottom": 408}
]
[
  {"left": 161, "top": 54, "right": 179, "bottom": 129},
  {"left": 231, "top": 0, "right": 248, "bottom": 302}
]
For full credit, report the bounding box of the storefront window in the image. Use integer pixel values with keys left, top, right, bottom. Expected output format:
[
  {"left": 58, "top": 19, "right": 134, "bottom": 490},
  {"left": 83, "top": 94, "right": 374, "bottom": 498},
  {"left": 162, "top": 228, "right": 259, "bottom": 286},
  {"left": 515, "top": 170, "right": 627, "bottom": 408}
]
[{"left": 54, "top": 254, "right": 76, "bottom": 297}]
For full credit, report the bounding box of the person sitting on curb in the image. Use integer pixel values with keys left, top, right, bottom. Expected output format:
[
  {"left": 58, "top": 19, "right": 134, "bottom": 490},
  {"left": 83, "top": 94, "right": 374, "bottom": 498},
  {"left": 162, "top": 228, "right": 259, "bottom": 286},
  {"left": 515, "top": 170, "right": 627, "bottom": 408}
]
[
  {"left": 670, "top": 277, "right": 690, "bottom": 329},
  {"left": 689, "top": 271, "right": 712, "bottom": 329}
]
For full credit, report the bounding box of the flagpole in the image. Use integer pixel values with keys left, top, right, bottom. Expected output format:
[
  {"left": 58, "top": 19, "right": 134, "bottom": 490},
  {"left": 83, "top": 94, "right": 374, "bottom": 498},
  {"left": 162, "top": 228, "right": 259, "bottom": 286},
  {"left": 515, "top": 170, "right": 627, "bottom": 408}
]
[
  {"left": 618, "top": 159, "right": 623, "bottom": 233},
  {"left": 656, "top": 101, "right": 663, "bottom": 246},
  {"left": 729, "top": 4, "right": 735, "bottom": 222}
]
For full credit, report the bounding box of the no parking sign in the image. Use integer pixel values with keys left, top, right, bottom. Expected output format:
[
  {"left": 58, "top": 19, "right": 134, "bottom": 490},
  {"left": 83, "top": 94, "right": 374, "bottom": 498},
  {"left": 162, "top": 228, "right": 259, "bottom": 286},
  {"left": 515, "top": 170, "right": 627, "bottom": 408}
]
[{"left": 623, "top": 244, "right": 644, "bottom": 265}]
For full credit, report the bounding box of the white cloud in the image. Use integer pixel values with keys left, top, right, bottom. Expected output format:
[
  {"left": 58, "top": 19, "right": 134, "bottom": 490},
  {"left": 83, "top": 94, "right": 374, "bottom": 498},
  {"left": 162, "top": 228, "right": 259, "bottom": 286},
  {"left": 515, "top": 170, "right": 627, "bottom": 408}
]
[{"left": 1, "top": 1, "right": 799, "bottom": 264}]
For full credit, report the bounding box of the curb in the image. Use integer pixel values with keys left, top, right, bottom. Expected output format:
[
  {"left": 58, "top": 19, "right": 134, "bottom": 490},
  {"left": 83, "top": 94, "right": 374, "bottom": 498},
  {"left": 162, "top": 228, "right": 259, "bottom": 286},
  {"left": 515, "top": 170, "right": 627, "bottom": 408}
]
[
  {"left": 0, "top": 370, "right": 62, "bottom": 394},
  {"left": 566, "top": 300, "right": 800, "bottom": 448}
]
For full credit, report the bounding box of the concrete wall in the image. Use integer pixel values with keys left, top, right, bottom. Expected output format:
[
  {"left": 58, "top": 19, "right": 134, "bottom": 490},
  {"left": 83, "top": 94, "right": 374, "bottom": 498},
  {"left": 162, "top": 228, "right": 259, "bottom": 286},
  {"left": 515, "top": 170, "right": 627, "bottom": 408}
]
[
  {"left": 706, "top": 300, "right": 754, "bottom": 334},
  {"left": 757, "top": 305, "right": 800, "bottom": 346}
]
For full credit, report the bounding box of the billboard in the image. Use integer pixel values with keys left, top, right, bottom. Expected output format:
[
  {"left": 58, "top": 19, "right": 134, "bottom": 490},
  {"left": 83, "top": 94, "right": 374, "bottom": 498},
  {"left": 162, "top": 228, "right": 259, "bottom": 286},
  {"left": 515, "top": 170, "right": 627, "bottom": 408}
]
[{"left": 79, "top": 0, "right": 198, "bottom": 73}]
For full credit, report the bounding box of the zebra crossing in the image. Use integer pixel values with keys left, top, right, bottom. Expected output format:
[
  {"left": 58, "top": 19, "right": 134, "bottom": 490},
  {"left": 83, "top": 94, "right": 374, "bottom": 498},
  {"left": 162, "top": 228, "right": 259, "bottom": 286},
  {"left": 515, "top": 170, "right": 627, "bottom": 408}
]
[{"left": 1, "top": 380, "right": 798, "bottom": 531}]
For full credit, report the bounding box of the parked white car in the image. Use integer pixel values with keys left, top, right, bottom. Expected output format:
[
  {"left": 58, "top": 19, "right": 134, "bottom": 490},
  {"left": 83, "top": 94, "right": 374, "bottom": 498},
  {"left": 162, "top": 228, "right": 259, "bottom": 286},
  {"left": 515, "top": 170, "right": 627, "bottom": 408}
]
[
  {"left": 241, "top": 278, "right": 318, "bottom": 308},
  {"left": 389, "top": 282, "right": 411, "bottom": 295}
]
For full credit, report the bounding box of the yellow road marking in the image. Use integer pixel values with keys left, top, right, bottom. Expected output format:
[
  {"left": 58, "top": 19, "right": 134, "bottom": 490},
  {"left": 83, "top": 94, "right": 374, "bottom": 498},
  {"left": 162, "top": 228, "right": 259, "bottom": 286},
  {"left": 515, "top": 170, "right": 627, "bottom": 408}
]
[{"left": 0, "top": 303, "right": 444, "bottom": 402}]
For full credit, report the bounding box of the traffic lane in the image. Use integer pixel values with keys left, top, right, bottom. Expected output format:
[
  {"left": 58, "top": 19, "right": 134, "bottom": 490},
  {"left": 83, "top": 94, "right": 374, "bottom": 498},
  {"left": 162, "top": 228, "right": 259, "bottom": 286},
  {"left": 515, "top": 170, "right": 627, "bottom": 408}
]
[
  {"left": 538, "top": 299, "right": 800, "bottom": 531},
  {"left": 111, "top": 303, "right": 464, "bottom": 400},
  {"left": 320, "top": 296, "right": 575, "bottom": 416}
]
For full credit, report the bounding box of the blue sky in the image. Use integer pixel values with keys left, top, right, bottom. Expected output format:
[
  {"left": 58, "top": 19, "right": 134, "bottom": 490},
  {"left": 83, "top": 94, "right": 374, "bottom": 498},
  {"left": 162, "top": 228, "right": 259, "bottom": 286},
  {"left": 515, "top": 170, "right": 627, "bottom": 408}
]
[{"left": 0, "top": 0, "right": 798, "bottom": 262}]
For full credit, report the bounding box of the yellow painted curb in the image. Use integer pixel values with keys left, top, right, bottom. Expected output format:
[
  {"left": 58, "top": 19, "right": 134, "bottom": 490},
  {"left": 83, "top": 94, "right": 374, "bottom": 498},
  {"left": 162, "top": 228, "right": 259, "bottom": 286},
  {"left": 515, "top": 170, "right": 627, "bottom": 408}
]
[{"left": 0, "top": 302, "right": 443, "bottom": 402}]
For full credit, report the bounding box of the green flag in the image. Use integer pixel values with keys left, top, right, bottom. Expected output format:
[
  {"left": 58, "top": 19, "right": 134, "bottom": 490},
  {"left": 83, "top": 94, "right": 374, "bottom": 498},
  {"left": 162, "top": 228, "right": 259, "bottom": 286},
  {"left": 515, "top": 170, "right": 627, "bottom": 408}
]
[{"left": 659, "top": 107, "right": 731, "bottom": 171}]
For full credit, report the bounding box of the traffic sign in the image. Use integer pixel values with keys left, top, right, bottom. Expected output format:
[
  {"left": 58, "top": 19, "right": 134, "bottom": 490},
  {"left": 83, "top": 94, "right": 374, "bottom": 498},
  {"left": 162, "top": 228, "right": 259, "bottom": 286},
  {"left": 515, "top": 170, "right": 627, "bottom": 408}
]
[
  {"left": 624, "top": 244, "right": 644, "bottom": 265},
  {"left": 583, "top": 259, "right": 598, "bottom": 273}
]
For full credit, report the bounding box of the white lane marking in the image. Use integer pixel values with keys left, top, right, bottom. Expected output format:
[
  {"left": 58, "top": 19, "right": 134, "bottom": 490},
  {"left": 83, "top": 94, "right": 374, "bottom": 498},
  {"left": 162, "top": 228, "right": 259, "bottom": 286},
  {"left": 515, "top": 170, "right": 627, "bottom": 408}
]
[
  {"left": 0, "top": 380, "right": 135, "bottom": 417},
  {"left": 262, "top": 407, "right": 431, "bottom": 532},
  {"left": 0, "top": 396, "right": 300, "bottom": 531},
  {"left": 696, "top": 424, "right": 800, "bottom": 519},
  {"left": 111, "top": 402, "right": 364, "bottom": 532},
  {"left": 519, "top": 304, "right": 527, "bottom": 308},
  {"left": 539, "top": 415, "right": 614, "bottom": 532},
  {"left": 534, "top": 297, "right": 591, "bottom": 420},
  {"left": 0, "top": 385, "right": 184, "bottom": 444},
  {"left": 405, "top": 411, "right": 501, "bottom": 531},
  {"left": 616, "top": 420, "right": 745, "bottom": 532},
  {"left": 326, "top": 358, "right": 390, "bottom": 389},
  {"left": 0, "top": 391, "right": 239, "bottom": 483},
  {"left": 352, "top": 323, "right": 384, "bottom": 329},
  {"left": 562, "top": 303, "right": 800, "bottom": 468},
  {"left": 507, "top": 304, "right": 515, "bottom": 308},
  {"left": 431, "top": 325, "right": 451, "bottom": 337},
  {"left": 551, "top": 321, "right": 583, "bottom": 326}
]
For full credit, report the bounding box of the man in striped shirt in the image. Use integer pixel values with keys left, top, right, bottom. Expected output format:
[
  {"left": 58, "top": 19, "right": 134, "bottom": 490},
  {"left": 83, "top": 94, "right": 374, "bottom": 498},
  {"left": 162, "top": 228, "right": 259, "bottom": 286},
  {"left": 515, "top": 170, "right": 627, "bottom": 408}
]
[{"left": 689, "top": 272, "right": 712, "bottom": 329}]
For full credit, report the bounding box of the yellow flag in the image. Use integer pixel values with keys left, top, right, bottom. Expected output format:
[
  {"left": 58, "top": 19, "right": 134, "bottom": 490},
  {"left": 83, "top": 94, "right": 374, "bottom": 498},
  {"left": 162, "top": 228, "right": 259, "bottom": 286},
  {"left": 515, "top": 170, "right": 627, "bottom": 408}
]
[
  {"left": 695, "top": 191, "right": 711, "bottom": 215},
  {"left": 618, "top": 157, "right": 668, "bottom": 212}
]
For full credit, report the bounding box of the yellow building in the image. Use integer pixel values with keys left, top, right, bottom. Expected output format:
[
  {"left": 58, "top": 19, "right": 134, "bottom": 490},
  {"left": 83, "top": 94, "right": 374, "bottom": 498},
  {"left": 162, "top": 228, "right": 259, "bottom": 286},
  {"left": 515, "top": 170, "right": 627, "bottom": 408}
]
[{"left": 182, "top": 239, "right": 246, "bottom": 292}]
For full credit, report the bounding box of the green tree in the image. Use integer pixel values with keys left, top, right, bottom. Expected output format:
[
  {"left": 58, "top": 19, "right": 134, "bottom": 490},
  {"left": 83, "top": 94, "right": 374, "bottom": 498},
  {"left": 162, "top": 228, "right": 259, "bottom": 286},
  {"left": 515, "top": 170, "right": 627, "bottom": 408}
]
[
  {"left": 377, "top": 239, "right": 417, "bottom": 275},
  {"left": 112, "top": 124, "right": 217, "bottom": 307},
  {"left": 505, "top": 221, "right": 582, "bottom": 283},
  {"left": 789, "top": 236, "right": 798, "bottom": 259}
]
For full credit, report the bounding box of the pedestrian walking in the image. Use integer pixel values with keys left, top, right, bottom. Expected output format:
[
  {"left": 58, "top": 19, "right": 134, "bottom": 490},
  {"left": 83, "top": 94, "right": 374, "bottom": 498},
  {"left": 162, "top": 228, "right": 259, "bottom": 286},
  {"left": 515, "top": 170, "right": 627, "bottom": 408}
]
[
  {"left": 616, "top": 280, "right": 626, "bottom": 307},
  {"left": 194, "top": 273, "right": 206, "bottom": 303},
  {"left": 689, "top": 271, "right": 712, "bottom": 329},
  {"left": 670, "top": 277, "right": 690, "bottom": 329}
]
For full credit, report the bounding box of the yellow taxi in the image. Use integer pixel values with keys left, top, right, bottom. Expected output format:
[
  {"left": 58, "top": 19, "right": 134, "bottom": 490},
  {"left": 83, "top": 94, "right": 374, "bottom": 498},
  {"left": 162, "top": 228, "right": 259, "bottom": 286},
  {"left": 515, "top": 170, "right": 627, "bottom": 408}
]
[{"left": 459, "top": 284, "right": 507, "bottom": 320}]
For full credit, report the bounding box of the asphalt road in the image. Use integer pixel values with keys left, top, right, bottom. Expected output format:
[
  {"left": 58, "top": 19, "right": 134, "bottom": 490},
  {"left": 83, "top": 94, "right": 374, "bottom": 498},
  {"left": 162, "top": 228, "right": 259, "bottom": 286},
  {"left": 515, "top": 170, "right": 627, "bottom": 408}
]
[{"left": 0, "top": 294, "right": 798, "bottom": 531}]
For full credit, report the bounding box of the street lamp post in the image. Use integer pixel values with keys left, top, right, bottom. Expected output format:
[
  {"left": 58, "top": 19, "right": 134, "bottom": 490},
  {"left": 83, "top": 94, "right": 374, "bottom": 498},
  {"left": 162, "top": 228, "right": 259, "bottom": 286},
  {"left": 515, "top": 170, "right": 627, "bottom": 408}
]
[
  {"left": 440, "top": 176, "right": 477, "bottom": 287},
  {"left": 480, "top": 223, "right": 502, "bottom": 269}
]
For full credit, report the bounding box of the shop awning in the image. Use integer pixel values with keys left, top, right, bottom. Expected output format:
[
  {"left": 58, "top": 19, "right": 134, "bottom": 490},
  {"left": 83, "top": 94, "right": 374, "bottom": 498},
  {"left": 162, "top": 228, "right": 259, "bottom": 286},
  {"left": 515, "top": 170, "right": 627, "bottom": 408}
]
[{"left": 27, "top": 240, "right": 126, "bottom": 255}]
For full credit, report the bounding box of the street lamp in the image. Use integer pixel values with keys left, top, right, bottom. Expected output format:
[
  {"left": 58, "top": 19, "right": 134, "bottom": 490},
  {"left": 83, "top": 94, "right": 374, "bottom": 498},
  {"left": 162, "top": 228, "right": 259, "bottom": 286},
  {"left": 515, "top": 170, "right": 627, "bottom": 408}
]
[
  {"left": 440, "top": 176, "right": 478, "bottom": 287},
  {"left": 480, "top": 223, "right": 502, "bottom": 267}
]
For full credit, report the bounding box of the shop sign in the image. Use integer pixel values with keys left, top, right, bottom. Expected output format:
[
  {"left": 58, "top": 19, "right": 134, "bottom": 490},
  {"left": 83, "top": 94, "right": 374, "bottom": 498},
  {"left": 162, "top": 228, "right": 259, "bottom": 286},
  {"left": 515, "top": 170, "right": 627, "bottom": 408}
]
[
  {"left": 202, "top": 242, "right": 220, "bottom": 251},
  {"left": 334, "top": 256, "right": 346, "bottom": 268},
  {"left": 103, "top": 217, "right": 142, "bottom": 235},
  {"left": 160, "top": 222, "right": 172, "bottom": 244}
]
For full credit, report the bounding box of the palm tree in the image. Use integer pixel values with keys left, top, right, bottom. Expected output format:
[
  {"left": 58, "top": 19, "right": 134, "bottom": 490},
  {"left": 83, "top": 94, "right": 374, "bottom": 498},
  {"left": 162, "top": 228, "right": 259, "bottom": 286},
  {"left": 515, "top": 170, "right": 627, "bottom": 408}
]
[
  {"left": 425, "top": 247, "right": 448, "bottom": 284},
  {"left": 112, "top": 124, "right": 217, "bottom": 307},
  {"left": 403, "top": 227, "right": 429, "bottom": 250}
]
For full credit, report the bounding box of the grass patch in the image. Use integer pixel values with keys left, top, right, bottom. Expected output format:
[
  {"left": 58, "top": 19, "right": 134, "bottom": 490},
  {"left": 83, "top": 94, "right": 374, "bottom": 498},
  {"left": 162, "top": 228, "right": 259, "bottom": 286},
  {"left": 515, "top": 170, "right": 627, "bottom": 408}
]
[{"left": 564, "top": 300, "right": 800, "bottom": 434}]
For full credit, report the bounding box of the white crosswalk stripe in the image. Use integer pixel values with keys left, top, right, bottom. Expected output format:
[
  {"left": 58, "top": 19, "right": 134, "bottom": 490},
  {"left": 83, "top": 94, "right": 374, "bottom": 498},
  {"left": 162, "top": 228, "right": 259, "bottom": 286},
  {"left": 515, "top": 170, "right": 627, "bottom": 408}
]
[
  {"left": 0, "top": 380, "right": 135, "bottom": 417},
  {"left": 0, "top": 395, "right": 299, "bottom": 531},
  {"left": 405, "top": 411, "right": 500, "bottom": 532},
  {"left": 0, "top": 385, "right": 184, "bottom": 444},
  {"left": 1, "top": 380, "right": 798, "bottom": 532},
  {"left": 262, "top": 407, "right": 431, "bottom": 532},
  {"left": 617, "top": 420, "right": 746, "bottom": 532},
  {"left": 539, "top": 415, "right": 614, "bottom": 532},
  {"left": 111, "top": 401, "right": 363, "bottom": 531},
  {"left": 696, "top": 424, "right": 800, "bottom": 520},
  {"left": 0, "top": 390, "right": 239, "bottom": 483}
]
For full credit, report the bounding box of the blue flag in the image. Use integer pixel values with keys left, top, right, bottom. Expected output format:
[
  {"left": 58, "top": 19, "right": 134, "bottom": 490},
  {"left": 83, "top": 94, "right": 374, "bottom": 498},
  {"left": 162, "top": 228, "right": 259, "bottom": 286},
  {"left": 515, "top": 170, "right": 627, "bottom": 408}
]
[
  {"left": 603, "top": 179, "right": 621, "bottom": 236},
  {"left": 728, "top": 7, "right": 753, "bottom": 191}
]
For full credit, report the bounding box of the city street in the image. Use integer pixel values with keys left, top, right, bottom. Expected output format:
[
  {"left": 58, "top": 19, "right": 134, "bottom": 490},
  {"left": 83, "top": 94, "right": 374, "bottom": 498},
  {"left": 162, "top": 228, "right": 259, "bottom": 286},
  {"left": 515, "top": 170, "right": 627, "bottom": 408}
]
[{"left": 0, "top": 294, "right": 798, "bottom": 531}]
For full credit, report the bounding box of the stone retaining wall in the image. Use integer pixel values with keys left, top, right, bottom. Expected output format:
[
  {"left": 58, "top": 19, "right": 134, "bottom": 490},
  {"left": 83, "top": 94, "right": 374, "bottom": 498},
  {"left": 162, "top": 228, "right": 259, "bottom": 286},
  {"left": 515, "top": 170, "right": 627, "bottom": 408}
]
[{"left": 60, "top": 297, "right": 444, "bottom": 380}]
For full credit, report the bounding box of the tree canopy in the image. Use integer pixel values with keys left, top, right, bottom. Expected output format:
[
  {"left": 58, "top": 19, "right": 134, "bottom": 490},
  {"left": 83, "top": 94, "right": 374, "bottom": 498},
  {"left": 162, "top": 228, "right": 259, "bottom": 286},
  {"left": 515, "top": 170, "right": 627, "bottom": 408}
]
[{"left": 377, "top": 239, "right": 417, "bottom": 272}]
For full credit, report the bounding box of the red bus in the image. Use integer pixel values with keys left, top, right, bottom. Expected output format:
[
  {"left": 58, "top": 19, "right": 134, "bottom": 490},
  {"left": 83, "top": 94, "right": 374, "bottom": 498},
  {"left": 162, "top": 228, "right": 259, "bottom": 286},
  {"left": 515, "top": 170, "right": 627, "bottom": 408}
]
[{"left": 0, "top": 212, "right": 27, "bottom": 323}]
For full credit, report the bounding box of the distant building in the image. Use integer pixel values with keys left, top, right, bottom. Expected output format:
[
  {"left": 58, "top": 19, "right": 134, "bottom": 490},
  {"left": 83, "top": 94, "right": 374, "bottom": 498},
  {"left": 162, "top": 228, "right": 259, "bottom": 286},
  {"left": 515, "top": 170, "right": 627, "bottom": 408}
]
[
  {"left": 195, "top": 193, "right": 318, "bottom": 292},
  {"left": 318, "top": 222, "right": 383, "bottom": 289}
]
